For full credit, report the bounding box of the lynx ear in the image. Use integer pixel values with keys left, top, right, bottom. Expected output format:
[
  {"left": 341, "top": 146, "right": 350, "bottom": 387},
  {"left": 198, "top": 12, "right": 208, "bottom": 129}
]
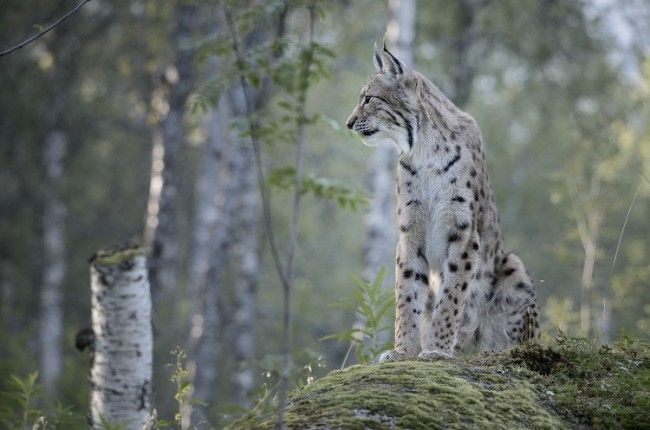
[
  {"left": 373, "top": 42, "right": 383, "bottom": 72},
  {"left": 374, "top": 39, "right": 404, "bottom": 78}
]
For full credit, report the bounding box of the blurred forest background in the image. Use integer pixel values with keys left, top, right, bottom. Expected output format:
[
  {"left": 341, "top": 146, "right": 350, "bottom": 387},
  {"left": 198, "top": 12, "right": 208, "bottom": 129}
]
[{"left": 1, "top": 0, "right": 649, "bottom": 426}]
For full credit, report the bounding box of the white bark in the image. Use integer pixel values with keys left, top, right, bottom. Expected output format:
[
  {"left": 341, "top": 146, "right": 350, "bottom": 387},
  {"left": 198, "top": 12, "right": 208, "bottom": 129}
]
[
  {"left": 363, "top": 0, "right": 416, "bottom": 283},
  {"left": 39, "top": 130, "right": 67, "bottom": 396},
  {"left": 89, "top": 247, "right": 152, "bottom": 430},
  {"left": 143, "top": 128, "right": 164, "bottom": 248}
]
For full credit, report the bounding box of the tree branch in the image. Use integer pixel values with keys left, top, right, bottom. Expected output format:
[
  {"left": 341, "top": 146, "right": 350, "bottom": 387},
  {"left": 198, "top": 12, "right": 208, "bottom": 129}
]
[{"left": 0, "top": 0, "right": 94, "bottom": 58}]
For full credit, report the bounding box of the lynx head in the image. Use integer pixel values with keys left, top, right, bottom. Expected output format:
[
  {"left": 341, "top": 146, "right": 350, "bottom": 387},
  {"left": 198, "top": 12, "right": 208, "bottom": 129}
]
[{"left": 346, "top": 42, "right": 421, "bottom": 153}]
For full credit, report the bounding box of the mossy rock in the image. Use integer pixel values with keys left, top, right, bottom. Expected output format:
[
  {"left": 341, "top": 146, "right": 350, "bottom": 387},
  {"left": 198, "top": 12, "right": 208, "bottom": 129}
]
[{"left": 235, "top": 336, "right": 649, "bottom": 429}]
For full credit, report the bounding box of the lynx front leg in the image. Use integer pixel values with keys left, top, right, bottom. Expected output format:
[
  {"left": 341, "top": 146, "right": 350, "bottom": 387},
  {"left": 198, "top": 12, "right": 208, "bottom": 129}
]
[
  {"left": 379, "top": 240, "right": 430, "bottom": 362},
  {"left": 420, "top": 230, "right": 477, "bottom": 358}
]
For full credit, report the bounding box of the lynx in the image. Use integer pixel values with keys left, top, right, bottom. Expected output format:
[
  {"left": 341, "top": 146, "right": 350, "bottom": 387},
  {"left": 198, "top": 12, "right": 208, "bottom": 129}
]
[{"left": 346, "top": 44, "right": 539, "bottom": 360}]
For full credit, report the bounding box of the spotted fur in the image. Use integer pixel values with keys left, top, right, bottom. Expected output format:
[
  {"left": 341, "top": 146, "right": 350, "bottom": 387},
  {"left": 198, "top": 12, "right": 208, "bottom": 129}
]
[{"left": 346, "top": 44, "right": 539, "bottom": 360}]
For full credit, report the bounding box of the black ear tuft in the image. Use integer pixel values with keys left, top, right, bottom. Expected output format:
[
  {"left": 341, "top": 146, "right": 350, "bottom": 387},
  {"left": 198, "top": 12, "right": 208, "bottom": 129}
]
[
  {"left": 383, "top": 45, "right": 403, "bottom": 75},
  {"left": 377, "top": 38, "right": 404, "bottom": 77},
  {"left": 373, "top": 42, "right": 383, "bottom": 72}
]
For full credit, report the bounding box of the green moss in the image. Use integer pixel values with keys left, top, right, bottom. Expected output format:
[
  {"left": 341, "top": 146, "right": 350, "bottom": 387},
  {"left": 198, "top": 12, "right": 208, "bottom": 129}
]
[
  {"left": 90, "top": 246, "right": 145, "bottom": 266},
  {"left": 234, "top": 337, "right": 649, "bottom": 429},
  {"left": 235, "top": 362, "right": 562, "bottom": 429},
  {"left": 509, "top": 335, "right": 650, "bottom": 428}
]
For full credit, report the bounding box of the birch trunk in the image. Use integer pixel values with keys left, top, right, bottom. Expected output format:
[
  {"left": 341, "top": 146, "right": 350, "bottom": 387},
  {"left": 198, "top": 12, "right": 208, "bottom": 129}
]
[
  {"left": 89, "top": 246, "right": 152, "bottom": 430},
  {"left": 39, "top": 130, "right": 67, "bottom": 396},
  {"left": 186, "top": 17, "right": 276, "bottom": 414},
  {"left": 223, "top": 25, "right": 274, "bottom": 406},
  {"left": 363, "top": 0, "right": 416, "bottom": 283},
  {"left": 580, "top": 239, "right": 597, "bottom": 335},
  {"left": 579, "top": 211, "right": 601, "bottom": 336},
  {"left": 187, "top": 85, "right": 263, "bottom": 407},
  {"left": 229, "top": 117, "right": 261, "bottom": 407},
  {"left": 187, "top": 98, "right": 233, "bottom": 409},
  {"left": 568, "top": 175, "right": 602, "bottom": 336},
  {"left": 146, "top": 4, "right": 197, "bottom": 299}
]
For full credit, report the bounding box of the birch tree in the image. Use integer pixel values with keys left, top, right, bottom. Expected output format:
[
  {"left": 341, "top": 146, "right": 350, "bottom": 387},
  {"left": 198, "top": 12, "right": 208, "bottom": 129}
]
[
  {"left": 39, "top": 130, "right": 67, "bottom": 396},
  {"left": 228, "top": 85, "right": 262, "bottom": 408},
  {"left": 227, "top": 10, "right": 290, "bottom": 405},
  {"left": 568, "top": 174, "right": 602, "bottom": 336},
  {"left": 88, "top": 246, "right": 152, "bottom": 430},
  {"left": 146, "top": 3, "right": 197, "bottom": 299},
  {"left": 187, "top": 9, "right": 284, "bottom": 410},
  {"left": 363, "top": 0, "right": 416, "bottom": 284},
  {"left": 36, "top": 19, "right": 80, "bottom": 395},
  {"left": 187, "top": 56, "right": 266, "bottom": 416},
  {"left": 186, "top": 96, "right": 233, "bottom": 410}
]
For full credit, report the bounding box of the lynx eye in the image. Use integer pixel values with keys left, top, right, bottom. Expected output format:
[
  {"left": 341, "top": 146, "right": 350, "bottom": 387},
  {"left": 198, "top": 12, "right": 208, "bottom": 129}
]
[{"left": 363, "top": 95, "right": 372, "bottom": 105}]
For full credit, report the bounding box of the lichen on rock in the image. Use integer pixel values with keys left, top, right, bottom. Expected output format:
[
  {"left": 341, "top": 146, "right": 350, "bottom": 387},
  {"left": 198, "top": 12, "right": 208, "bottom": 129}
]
[{"left": 234, "top": 336, "right": 649, "bottom": 429}]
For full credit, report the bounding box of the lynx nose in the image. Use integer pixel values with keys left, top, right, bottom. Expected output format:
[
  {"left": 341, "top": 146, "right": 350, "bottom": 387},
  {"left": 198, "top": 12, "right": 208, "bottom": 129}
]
[{"left": 346, "top": 114, "right": 357, "bottom": 130}]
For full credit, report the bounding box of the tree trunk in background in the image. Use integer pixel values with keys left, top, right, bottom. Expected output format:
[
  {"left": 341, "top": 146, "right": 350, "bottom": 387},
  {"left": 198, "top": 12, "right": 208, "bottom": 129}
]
[
  {"left": 568, "top": 175, "right": 602, "bottom": 337},
  {"left": 225, "top": 15, "right": 284, "bottom": 400},
  {"left": 449, "top": 0, "right": 477, "bottom": 108},
  {"left": 89, "top": 247, "right": 152, "bottom": 430},
  {"left": 187, "top": 82, "right": 264, "bottom": 413},
  {"left": 228, "top": 85, "right": 262, "bottom": 407},
  {"left": 578, "top": 208, "right": 601, "bottom": 336},
  {"left": 0, "top": 263, "right": 11, "bottom": 325},
  {"left": 144, "top": 127, "right": 164, "bottom": 248},
  {"left": 39, "top": 130, "right": 67, "bottom": 396},
  {"left": 363, "top": 0, "right": 416, "bottom": 283},
  {"left": 186, "top": 97, "right": 233, "bottom": 418},
  {"left": 186, "top": 13, "right": 278, "bottom": 415},
  {"left": 580, "top": 232, "right": 598, "bottom": 336},
  {"left": 146, "top": 4, "right": 197, "bottom": 299}
]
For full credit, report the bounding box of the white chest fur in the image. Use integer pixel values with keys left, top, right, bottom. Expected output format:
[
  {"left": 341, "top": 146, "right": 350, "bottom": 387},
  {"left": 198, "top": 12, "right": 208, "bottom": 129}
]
[{"left": 396, "top": 159, "right": 454, "bottom": 274}]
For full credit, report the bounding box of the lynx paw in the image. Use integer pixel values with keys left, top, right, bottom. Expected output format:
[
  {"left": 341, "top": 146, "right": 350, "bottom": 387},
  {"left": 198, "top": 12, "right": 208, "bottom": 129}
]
[
  {"left": 377, "top": 349, "right": 410, "bottom": 362},
  {"left": 417, "top": 349, "right": 453, "bottom": 360}
]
